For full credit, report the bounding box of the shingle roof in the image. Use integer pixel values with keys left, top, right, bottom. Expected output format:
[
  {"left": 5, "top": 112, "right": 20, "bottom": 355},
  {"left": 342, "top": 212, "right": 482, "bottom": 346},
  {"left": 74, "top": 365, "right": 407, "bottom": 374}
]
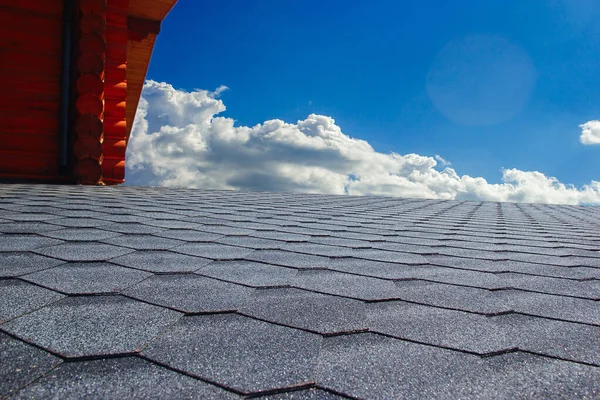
[{"left": 1, "top": 183, "right": 600, "bottom": 399}]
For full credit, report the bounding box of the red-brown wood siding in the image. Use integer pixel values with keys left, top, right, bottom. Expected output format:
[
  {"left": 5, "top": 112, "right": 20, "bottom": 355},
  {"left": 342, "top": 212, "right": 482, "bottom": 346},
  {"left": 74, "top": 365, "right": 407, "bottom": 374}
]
[
  {"left": 103, "top": 0, "right": 128, "bottom": 184},
  {"left": 0, "top": 1, "right": 65, "bottom": 180}
]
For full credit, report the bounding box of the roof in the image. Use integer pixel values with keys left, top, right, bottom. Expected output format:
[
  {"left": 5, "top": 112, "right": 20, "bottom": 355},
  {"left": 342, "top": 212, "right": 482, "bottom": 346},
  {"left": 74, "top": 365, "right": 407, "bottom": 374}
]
[
  {"left": 1, "top": 183, "right": 600, "bottom": 399},
  {"left": 126, "top": 0, "right": 178, "bottom": 138}
]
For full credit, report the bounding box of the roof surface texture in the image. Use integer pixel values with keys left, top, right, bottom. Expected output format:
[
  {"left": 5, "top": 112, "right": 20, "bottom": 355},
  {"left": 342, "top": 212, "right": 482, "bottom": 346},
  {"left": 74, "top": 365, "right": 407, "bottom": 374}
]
[{"left": 1, "top": 184, "right": 600, "bottom": 399}]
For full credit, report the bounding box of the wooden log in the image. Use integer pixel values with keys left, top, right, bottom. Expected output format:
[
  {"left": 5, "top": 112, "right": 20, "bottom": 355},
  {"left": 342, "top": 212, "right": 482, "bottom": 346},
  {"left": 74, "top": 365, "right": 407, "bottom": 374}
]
[
  {"left": 0, "top": 115, "right": 57, "bottom": 133},
  {"left": 74, "top": 136, "right": 104, "bottom": 161},
  {"left": 0, "top": 49, "right": 61, "bottom": 73},
  {"left": 0, "top": 151, "right": 59, "bottom": 175},
  {"left": 79, "top": 0, "right": 107, "bottom": 15},
  {"left": 76, "top": 94, "right": 104, "bottom": 117},
  {"left": 75, "top": 114, "right": 104, "bottom": 140},
  {"left": 103, "top": 117, "right": 127, "bottom": 134},
  {"left": 0, "top": 28, "right": 61, "bottom": 55},
  {"left": 79, "top": 33, "right": 106, "bottom": 54},
  {"left": 77, "top": 73, "right": 104, "bottom": 96},
  {"left": 1, "top": 1, "right": 64, "bottom": 18},
  {"left": 77, "top": 53, "right": 105, "bottom": 75},
  {"left": 0, "top": 10, "right": 61, "bottom": 36},
  {"left": 75, "top": 158, "right": 103, "bottom": 184},
  {"left": 102, "top": 158, "right": 125, "bottom": 182},
  {"left": 103, "top": 138, "right": 126, "bottom": 158},
  {"left": 0, "top": 133, "right": 57, "bottom": 153},
  {"left": 80, "top": 13, "right": 106, "bottom": 35}
]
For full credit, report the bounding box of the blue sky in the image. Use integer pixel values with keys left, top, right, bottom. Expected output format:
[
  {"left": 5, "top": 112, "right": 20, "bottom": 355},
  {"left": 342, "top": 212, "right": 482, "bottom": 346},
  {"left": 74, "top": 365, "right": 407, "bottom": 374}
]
[{"left": 129, "top": 0, "right": 600, "bottom": 204}]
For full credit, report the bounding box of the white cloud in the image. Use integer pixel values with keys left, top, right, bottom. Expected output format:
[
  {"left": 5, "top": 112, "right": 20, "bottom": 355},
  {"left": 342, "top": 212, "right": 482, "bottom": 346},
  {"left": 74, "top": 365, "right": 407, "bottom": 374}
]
[
  {"left": 126, "top": 81, "right": 600, "bottom": 205},
  {"left": 434, "top": 154, "right": 451, "bottom": 166},
  {"left": 580, "top": 120, "right": 600, "bottom": 145}
]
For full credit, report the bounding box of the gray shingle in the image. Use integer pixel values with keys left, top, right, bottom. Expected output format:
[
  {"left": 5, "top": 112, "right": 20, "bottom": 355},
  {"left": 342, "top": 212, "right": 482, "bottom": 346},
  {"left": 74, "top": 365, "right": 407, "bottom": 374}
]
[
  {"left": 316, "top": 333, "right": 600, "bottom": 400},
  {"left": 499, "top": 313, "right": 600, "bottom": 366},
  {"left": 142, "top": 314, "right": 322, "bottom": 393},
  {"left": 152, "top": 229, "right": 224, "bottom": 242},
  {"left": 98, "top": 222, "right": 165, "bottom": 234},
  {"left": 0, "top": 235, "right": 63, "bottom": 252},
  {"left": 294, "top": 270, "right": 399, "bottom": 301},
  {"left": 245, "top": 250, "right": 331, "bottom": 269},
  {"left": 240, "top": 288, "right": 368, "bottom": 334},
  {"left": 196, "top": 260, "right": 298, "bottom": 287},
  {"left": 40, "top": 228, "right": 123, "bottom": 241},
  {"left": 3, "top": 183, "right": 600, "bottom": 398},
  {"left": 497, "top": 289, "right": 600, "bottom": 325},
  {"left": 0, "top": 333, "right": 61, "bottom": 398},
  {"left": 367, "top": 301, "right": 512, "bottom": 354},
  {"left": 2, "top": 213, "right": 60, "bottom": 222},
  {"left": 0, "top": 252, "right": 65, "bottom": 277},
  {"left": 257, "top": 389, "right": 346, "bottom": 399},
  {"left": 0, "top": 280, "right": 64, "bottom": 322},
  {"left": 22, "top": 263, "right": 151, "bottom": 295},
  {"left": 124, "top": 274, "right": 252, "bottom": 313},
  {"left": 102, "top": 234, "right": 184, "bottom": 250},
  {"left": 11, "top": 357, "right": 238, "bottom": 400},
  {"left": 216, "top": 235, "right": 284, "bottom": 250},
  {"left": 2, "top": 296, "right": 181, "bottom": 358},
  {"left": 32, "top": 242, "right": 134, "bottom": 262},
  {"left": 347, "top": 249, "right": 429, "bottom": 264},
  {"left": 172, "top": 243, "right": 255, "bottom": 260},
  {"left": 394, "top": 280, "right": 511, "bottom": 314},
  {"left": 280, "top": 243, "right": 357, "bottom": 258},
  {"left": 326, "top": 258, "right": 449, "bottom": 280},
  {"left": 46, "top": 218, "right": 112, "bottom": 228},
  {"left": 110, "top": 250, "right": 212, "bottom": 273},
  {"left": 0, "top": 222, "right": 62, "bottom": 234}
]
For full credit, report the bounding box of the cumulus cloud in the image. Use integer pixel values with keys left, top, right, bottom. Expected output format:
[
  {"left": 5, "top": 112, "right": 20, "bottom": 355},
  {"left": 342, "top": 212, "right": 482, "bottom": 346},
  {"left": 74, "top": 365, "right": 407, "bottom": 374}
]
[
  {"left": 126, "top": 81, "right": 600, "bottom": 205},
  {"left": 434, "top": 154, "right": 451, "bottom": 166},
  {"left": 580, "top": 120, "right": 600, "bottom": 145}
]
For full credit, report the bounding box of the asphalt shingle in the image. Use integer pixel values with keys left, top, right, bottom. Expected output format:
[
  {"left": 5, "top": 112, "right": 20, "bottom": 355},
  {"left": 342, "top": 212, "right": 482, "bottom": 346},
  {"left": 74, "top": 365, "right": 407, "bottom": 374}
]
[
  {"left": 124, "top": 274, "right": 252, "bottom": 313},
  {"left": 0, "top": 333, "right": 62, "bottom": 398},
  {"left": 22, "top": 262, "right": 151, "bottom": 294},
  {"left": 2, "top": 296, "right": 181, "bottom": 358},
  {"left": 0, "top": 252, "right": 65, "bottom": 277},
  {"left": 32, "top": 242, "right": 134, "bottom": 262},
  {"left": 2, "top": 183, "right": 600, "bottom": 398},
  {"left": 0, "top": 280, "right": 64, "bottom": 322},
  {"left": 240, "top": 288, "right": 368, "bottom": 334},
  {"left": 11, "top": 357, "right": 238, "bottom": 400},
  {"left": 110, "top": 250, "right": 213, "bottom": 273},
  {"left": 142, "top": 314, "right": 322, "bottom": 393}
]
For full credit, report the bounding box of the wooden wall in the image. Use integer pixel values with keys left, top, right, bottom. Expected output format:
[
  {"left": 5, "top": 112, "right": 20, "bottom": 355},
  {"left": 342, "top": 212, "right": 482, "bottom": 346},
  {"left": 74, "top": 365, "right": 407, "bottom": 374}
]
[{"left": 0, "top": 1, "right": 65, "bottom": 181}]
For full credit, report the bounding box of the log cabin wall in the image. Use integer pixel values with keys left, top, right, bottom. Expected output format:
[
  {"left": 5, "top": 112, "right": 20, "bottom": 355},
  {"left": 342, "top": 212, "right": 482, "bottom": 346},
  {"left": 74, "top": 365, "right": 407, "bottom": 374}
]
[
  {"left": 0, "top": 0, "right": 176, "bottom": 185},
  {"left": 0, "top": 1, "right": 67, "bottom": 181}
]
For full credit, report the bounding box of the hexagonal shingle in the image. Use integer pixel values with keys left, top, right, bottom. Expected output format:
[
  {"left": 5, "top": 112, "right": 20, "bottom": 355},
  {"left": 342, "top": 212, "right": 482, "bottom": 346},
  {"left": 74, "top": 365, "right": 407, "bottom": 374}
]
[
  {"left": 32, "top": 243, "right": 134, "bottom": 262},
  {"left": 0, "top": 222, "right": 62, "bottom": 234},
  {"left": 0, "top": 235, "right": 63, "bottom": 252},
  {"left": 102, "top": 234, "right": 184, "bottom": 250},
  {"left": 152, "top": 230, "right": 223, "bottom": 242},
  {"left": 39, "top": 228, "right": 122, "bottom": 242},
  {"left": 0, "top": 252, "right": 65, "bottom": 277},
  {"left": 172, "top": 243, "right": 254, "bottom": 260},
  {"left": 143, "top": 314, "right": 322, "bottom": 393},
  {"left": 22, "top": 263, "right": 151, "bottom": 295},
  {"left": 316, "top": 333, "right": 600, "bottom": 400},
  {"left": 110, "top": 250, "right": 212, "bottom": 273},
  {"left": 0, "top": 333, "right": 62, "bottom": 398},
  {"left": 2, "top": 296, "right": 181, "bottom": 358},
  {"left": 240, "top": 288, "right": 368, "bottom": 334},
  {"left": 11, "top": 357, "right": 237, "bottom": 400},
  {"left": 124, "top": 274, "right": 252, "bottom": 313},
  {"left": 0, "top": 280, "right": 64, "bottom": 322},
  {"left": 196, "top": 260, "right": 298, "bottom": 287}
]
